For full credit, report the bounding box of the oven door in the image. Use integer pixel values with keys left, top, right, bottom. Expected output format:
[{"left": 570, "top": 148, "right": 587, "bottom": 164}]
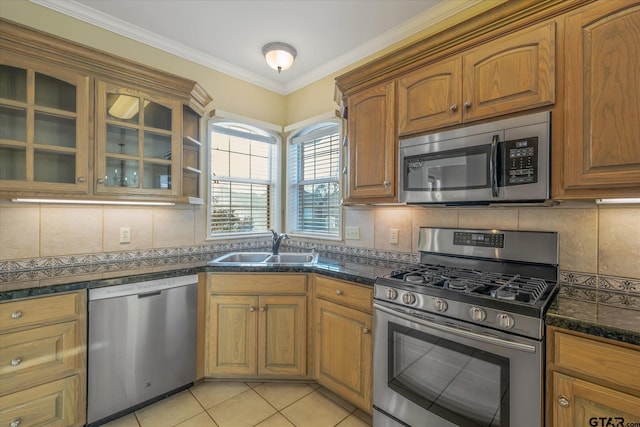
[{"left": 373, "top": 302, "right": 543, "bottom": 427}]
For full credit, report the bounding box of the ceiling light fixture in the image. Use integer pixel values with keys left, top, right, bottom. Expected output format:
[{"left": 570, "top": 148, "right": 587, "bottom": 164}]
[{"left": 262, "top": 42, "right": 297, "bottom": 73}]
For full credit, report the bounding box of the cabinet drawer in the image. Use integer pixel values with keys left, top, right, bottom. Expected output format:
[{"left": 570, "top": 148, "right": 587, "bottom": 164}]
[
  {"left": 552, "top": 330, "right": 640, "bottom": 391},
  {"left": 208, "top": 274, "right": 307, "bottom": 294},
  {"left": 0, "top": 321, "right": 80, "bottom": 396},
  {"left": 0, "top": 293, "right": 81, "bottom": 333},
  {"left": 0, "top": 375, "right": 80, "bottom": 427},
  {"left": 314, "top": 276, "right": 372, "bottom": 313}
]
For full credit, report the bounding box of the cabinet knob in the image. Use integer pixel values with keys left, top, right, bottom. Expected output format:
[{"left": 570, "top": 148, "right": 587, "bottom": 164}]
[
  {"left": 77, "top": 176, "right": 86, "bottom": 183},
  {"left": 383, "top": 181, "right": 390, "bottom": 188},
  {"left": 97, "top": 177, "right": 105, "bottom": 184},
  {"left": 449, "top": 104, "right": 458, "bottom": 112},
  {"left": 10, "top": 357, "right": 22, "bottom": 366},
  {"left": 558, "top": 396, "right": 570, "bottom": 408},
  {"left": 336, "top": 289, "right": 344, "bottom": 296},
  {"left": 363, "top": 328, "right": 370, "bottom": 334},
  {"left": 11, "top": 311, "right": 22, "bottom": 319},
  {"left": 464, "top": 101, "right": 472, "bottom": 109},
  {"left": 10, "top": 419, "right": 21, "bottom": 427},
  {"left": 249, "top": 306, "right": 256, "bottom": 312},
  {"left": 259, "top": 307, "right": 265, "bottom": 312}
]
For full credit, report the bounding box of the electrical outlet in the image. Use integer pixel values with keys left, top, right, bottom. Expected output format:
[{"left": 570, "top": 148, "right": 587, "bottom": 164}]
[
  {"left": 345, "top": 226, "right": 360, "bottom": 240},
  {"left": 389, "top": 228, "right": 399, "bottom": 244},
  {"left": 119, "top": 227, "right": 131, "bottom": 244}
]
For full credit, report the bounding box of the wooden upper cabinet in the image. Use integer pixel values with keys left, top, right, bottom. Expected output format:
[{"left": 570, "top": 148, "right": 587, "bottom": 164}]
[
  {"left": 462, "top": 22, "right": 555, "bottom": 122},
  {"left": 396, "top": 22, "right": 555, "bottom": 136},
  {"left": 345, "top": 81, "right": 396, "bottom": 202},
  {"left": 562, "top": 0, "right": 640, "bottom": 193},
  {"left": 0, "top": 56, "right": 90, "bottom": 194},
  {"left": 397, "top": 57, "right": 462, "bottom": 135}
]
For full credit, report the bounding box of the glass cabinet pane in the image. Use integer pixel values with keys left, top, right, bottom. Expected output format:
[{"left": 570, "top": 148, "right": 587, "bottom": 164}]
[
  {"left": 143, "top": 162, "right": 171, "bottom": 189},
  {"left": 35, "top": 73, "right": 76, "bottom": 112},
  {"left": 0, "top": 65, "right": 27, "bottom": 102},
  {"left": 106, "top": 157, "right": 139, "bottom": 187},
  {"left": 0, "top": 106, "right": 26, "bottom": 141},
  {"left": 144, "top": 131, "right": 171, "bottom": 159},
  {"left": 34, "top": 150, "right": 76, "bottom": 183},
  {"left": 0, "top": 146, "right": 26, "bottom": 180},
  {"left": 34, "top": 112, "right": 76, "bottom": 147},
  {"left": 107, "top": 125, "right": 138, "bottom": 155},
  {"left": 107, "top": 94, "right": 140, "bottom": 124},
  {"left": 144, "top": 100, "right": 171, "bottom": 130}
]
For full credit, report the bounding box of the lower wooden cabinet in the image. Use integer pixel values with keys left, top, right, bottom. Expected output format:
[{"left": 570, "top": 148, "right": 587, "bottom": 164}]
[
  {"left": 546, "top": 327, "right": 640, "bottom": 427},
  {"left": 0, "top": 291, "right": 86, "bottom": 427},
  {"left": 205, "top": 274, "right": 308, "bottom": 378},
  {"left": 313, "top": 276, "right": 373, "bottom": 412}
]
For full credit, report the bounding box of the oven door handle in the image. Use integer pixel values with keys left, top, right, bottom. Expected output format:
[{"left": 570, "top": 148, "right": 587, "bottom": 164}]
[{"left": 375, "top": 304, "right": 537, "bottom": 354}]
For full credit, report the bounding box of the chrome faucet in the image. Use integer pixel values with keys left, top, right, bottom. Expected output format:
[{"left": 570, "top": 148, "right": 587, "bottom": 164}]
[{"left": 270, "top": 229, "right": 289, "bottom": 255}]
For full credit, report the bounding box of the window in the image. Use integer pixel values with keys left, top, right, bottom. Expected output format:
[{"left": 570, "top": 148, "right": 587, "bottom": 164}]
[
  {"left": 209, "top": 122, "right": 278, "bottom": 237},
  {"left": 287, "top": 122, "right": 341, "bottom": 238}
]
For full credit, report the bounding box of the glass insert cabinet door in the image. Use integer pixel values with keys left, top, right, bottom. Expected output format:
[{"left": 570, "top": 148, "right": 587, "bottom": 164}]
[
  {"left": 95, "top": 81, "right": 180, "bottom": 196},
  {"left": 0, "top": 58, "right": 90, "bottom": 193}
]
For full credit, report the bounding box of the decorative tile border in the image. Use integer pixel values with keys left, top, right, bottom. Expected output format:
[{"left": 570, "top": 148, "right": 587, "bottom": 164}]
[{"left": 559, "top": 271, "right": 640, "bottom": 310}]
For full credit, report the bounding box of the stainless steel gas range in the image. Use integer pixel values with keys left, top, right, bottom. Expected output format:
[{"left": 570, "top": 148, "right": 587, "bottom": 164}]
[{"left": 373, "top": 227, "right": 559, "bottom": 427}]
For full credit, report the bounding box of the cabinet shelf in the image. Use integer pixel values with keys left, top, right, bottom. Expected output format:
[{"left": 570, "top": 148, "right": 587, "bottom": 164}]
[
  {"left": 183, "top": 136, "right": 202, "bottom": 147},
  {"left": 183, "top": 166, "right": 201, "bottom": 174}
]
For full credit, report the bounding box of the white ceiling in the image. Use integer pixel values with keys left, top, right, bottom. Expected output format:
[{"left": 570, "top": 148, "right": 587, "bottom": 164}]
[{"left": 32, "top": 0, "right": 481, "bottom": 95}]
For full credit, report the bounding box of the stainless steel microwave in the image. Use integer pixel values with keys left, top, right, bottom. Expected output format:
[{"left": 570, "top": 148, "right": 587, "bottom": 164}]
[{"left": 399, "top": 112, "right": 550, "bottom": 205}]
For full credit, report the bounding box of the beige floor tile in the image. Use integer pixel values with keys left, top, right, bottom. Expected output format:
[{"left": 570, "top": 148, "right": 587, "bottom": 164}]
[
  {"left": 208, "top": 389, "right": 276, "bottom": 427},
  {"left": 315, "top": 387, "right": 356, "bottom": 412},
  {"left": 190, "top": 381, "right": 250, "bottom": 410},
  {"left": 102, "top": 413, "right": 140, "bottom": 427},
  {"left": 336, "top": 414, "right": 371, "bottom": 427},
  {"left": 135, "top": 391, "right": 204, "bottom": 427},
  {"left": 281, "top": 391, "right": 350, "bottom": 427},
  {"left": 253, "top": 382, "right": 316, "bottom": 410},
  {"left": 174, "top": 412, "right": 219, "bottom": 427},
  {"left": 255, "top": 413, "right": 296, "bottom": 426}
]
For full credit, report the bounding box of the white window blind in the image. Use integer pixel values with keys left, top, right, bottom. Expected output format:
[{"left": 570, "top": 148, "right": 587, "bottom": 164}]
[
  {"left": 288, "top": 123, "right": 341, "bottom": 238},
  {"left": 209, "top": 122, "right": 276, "bottom": 236}
]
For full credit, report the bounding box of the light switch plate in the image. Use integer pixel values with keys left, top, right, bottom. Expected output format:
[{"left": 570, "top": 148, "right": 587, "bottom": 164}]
[
  {"left": 119, "top": 227, "right": 131, "bottom": 243},
  {"left": 389, "top": 228, "right": 399, "bottom": 244},
  {"left": 345, "top": 226, "right": 360, "bottom": 240}
]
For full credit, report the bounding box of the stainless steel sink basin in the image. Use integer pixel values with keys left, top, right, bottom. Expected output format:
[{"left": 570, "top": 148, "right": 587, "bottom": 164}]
[{"left": 208, "top": 251, "right": 318, "bottom": 265}]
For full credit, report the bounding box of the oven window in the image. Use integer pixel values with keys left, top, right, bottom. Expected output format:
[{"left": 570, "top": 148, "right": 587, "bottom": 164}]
[
  {"left": 404, "top": 145, "right": 490, "bottom": 192},
  {"left": 388, "top": 322, "right": 510, "bottom": 427}
]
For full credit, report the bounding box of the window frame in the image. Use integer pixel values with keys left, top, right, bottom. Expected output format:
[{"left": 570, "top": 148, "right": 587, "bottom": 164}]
[
  {"left": 286, "top": 120, "right": 343, "bottom": 240},
  {"left": 206, "top": 118, "right": 281, "bottom": 240}
]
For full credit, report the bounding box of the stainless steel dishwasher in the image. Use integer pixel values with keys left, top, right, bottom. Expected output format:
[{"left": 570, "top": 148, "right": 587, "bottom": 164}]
[{"left": 87, "top": 274, "right": 198, "bottom": 425}]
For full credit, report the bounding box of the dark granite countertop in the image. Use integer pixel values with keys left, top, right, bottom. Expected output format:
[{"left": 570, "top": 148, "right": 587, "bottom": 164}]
[
  {"left": 546, "top": 294, "right": 640, "bottom": 346},
  {"left": 0, "top": 254, "right": 405, "bottom": 301}
]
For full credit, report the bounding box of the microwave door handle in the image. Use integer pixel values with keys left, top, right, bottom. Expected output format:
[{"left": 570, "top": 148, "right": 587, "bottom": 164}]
[{"left": 490, "top": 134, "right": 499, "bottom": 197}]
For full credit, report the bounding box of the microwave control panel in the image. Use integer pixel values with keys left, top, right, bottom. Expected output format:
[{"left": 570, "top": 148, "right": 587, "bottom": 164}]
[{"left": 502, "top": 137, "right": 538, "bottom": 186}]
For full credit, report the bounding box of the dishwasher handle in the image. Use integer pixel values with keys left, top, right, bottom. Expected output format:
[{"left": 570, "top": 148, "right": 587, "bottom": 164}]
[{"left": 138, "top": 290, "right": 162, "bottom": 298}]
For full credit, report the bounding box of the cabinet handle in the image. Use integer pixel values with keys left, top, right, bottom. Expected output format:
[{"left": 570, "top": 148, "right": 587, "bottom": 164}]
[
  {"left": 77, "top": 176, "right": 86, "bottom": 183},
  {"left": 97, "top": 177, "right": 105, "bottom": 184},
  {"left": 449, "top": 104, "right": 458, "bottom": 112},
  {"left": 342, "top": 166, "right": 347, "bottom": 175},
  {"left": 336, "top": 289, "right": 344, "bottom": 296},
  {"left": 10, "top": 357, "right": 22, "bottom": 366},
  {"left": 464, "top": 101, "right": 472, "bottom": 109},
  {"left": 11, "top": 311, "right": 22, "bottom": 319},
  {"left": 249, "top": 306, "right": 256, "bottom": 312},
  {"left": 10, "top": 419, "right": 21, "bottom": 427},
  {"left": 558, "top": 396, "right": 570, "bottom": 408},
  {"left": 259, "top": 307, "right": 265, "bottom": 312},
  {"left": 383, "top": 181, "right": 390, "bottom": 188},
  {"left": 363, "top": 328, "right": 370, "bottom": 334}
]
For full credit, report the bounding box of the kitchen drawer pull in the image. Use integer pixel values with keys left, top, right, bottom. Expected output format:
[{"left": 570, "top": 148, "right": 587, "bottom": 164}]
[
  {"left": 11, "top": 419, "right": 21, "bottom": 427},
  {"left": 449, "top": 104, "right": 458, "bottom": 112},
  {"left": 10, "top": 357, "right": 22, "bottom": 366},
  {"left": 97, "top": 177, "right": 105, "bottom": 184},
  {"left": 77, "top": 176, "right": 86, "bottom": 183},
  {"left": 336, "top": 289, "right": 344, "bottom": 296},
  {"left": 464, "top": 101, "right": 472, "bottom": 109},
  {"left": 383, "top": 180, "right": 390, "bottom": 188},
  {"left": 558, "top": 396, "right": 570, "bottom": 408},
  {"left": 249, "top": 306, "right": 256, "bottom": 312},
  {"left": 363, "top": 328, "right": 370, "bottom": 334},
  {"left": 11, "top": 311, "right": 23, "bottom": 319}
]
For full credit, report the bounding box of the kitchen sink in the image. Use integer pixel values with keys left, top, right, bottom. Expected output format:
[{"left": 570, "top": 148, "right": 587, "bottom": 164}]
[{"left": 208, "top": 251, "right": 318, "bottom": 265}]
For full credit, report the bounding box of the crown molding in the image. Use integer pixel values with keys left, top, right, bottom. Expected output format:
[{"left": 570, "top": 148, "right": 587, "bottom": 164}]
[{"left": 31, "top": 0, "right": 481, "bottom": 96}]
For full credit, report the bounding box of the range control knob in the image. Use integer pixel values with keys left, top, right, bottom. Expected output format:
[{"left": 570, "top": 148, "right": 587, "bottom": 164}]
[
  {"left": 402, "top": 292, "right": 416, "bottom": 305},
  {"left": 433, "top": 299, "right": 448, "bottom": 312},
  {"left": 385, "top": 288, "right": 398, "bottom": 300},
  {"left": 497, "top": 313, "right": 515, "bottom": 329},
  {"left": 470, "top": 306, "right": 487, "bottom": 322}
]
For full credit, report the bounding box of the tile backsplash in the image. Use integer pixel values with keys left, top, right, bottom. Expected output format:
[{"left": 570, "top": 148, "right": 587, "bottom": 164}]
[{"left": 1, "top": 201, "right": 638, "bottom": 296}]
